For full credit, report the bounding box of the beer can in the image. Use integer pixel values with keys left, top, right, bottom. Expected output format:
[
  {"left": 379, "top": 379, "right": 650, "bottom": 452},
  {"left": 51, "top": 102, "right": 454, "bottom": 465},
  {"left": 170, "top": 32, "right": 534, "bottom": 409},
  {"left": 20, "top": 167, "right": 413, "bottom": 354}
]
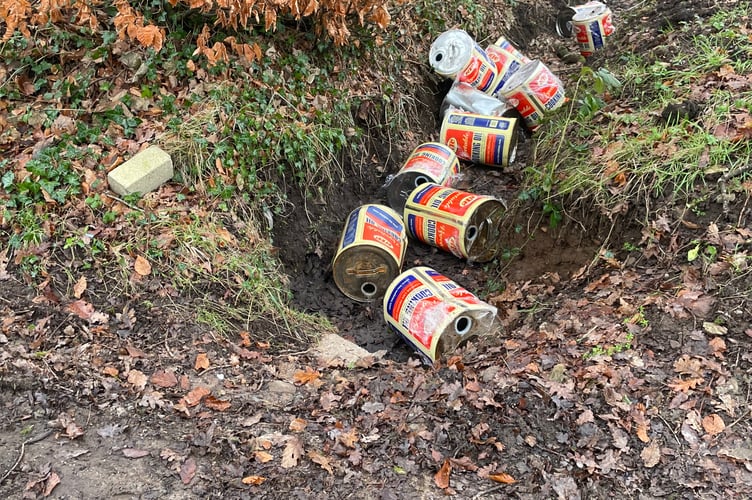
[
  {"left": 497, "top": 60, "right": 566, "bottom": 131},
  {"left": 386, "top": 142, "right": 461, "bottom": 213},
  {"left": 492, "top": 36, "right": 531, "bottom": 64},
  {"left": 332, "top": 204, "right": 407, "bottom": 302},
  {"left": 572, "top": 3, "right": 615, "bottom": 57},
  {"left": 439, "top": 110, "right": 520, "bottom": 168},
  {"left": 429, "top": 29, "right": 499, "bottom": 94},
  {"left": 383, "top": 266, "right": 498, "bottom": 365},
  {"left": 404, "top": 183, "right": 506, "bottom": 263},
  {"left": 485, "top": 44, "right": 526, "bottom": 97},
  {"left": 556, "top": 1, "right": 605, "bottom": 38}
]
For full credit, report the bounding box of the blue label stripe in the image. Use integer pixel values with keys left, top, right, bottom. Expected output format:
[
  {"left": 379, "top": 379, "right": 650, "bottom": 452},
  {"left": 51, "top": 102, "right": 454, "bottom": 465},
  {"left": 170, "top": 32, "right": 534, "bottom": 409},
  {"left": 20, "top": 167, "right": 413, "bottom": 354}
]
[
  {"left": 385, "top": 275, "right": 417, "bottom": 317},
  {"left": 590, "top": 20, "right": 604, "bottom": 49},
  {"left": 406, "top": 214, "right": 418, "bottom": 239},
  {"left": 367, "top": 205, "right": 403, "bottom": 233},
  {"left": 411, "top": 184, "right": 435, "bottom": 204},
  {"left": 341, "top": 208, "right": 361, "bottom": 247},
  {"left": 422, "top": 143, "right": 452, "bottom": 159}
]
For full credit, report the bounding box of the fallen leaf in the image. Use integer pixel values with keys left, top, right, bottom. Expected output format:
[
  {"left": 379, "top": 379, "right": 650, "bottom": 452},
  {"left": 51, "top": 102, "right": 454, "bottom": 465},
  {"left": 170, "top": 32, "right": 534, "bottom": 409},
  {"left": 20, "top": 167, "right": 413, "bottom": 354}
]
[
  {"left": 150, "top": 370, "right": 178, "bottom": 388},
  {"left": 281, "top": 436, "right": 304, "bottom": 468},
  {"left": 134, "top": 255, "right": 152, "bottom": 276},
  {"left": 667, "top": 377, "right": 704, "bottom": 393},
  {"left": 703, "top": 322, "right": 727, "bottom": 336},
  {"left": 194, "top": 353, "right": 210, "bottom": 371},
  {"left": 289, "top": 417, "right": 307, "bottom": 432},
  {"left": 434, "top": 459, "right": 452, "bottom": 489},
  {"left": 338, "top": 429, "right": 359, "bottom": 448},
  {"left": 636, "top": 423, "right": 650, "bottom": 443},
  {"left": 204, "top": 395, "right": 231, "bottom": 411},
  {"left": 254, "top": 451, "right": 273, "bottom": 463},
  {"left": 242, "top": 475, "right": 266, "bottom": 485},
  {"left": 293, "top": 367, "right": 321, "bottom": 385},
  {"left": 64, "top": 421, "right": 84, "bottom": 440},
  {"left": 708, "top": 337, "right": 727, "bottom": 358},
  {"left": 67, "top": 299, "right": 94, "bottom": 320},
  {"left": 641, "top": 441, "right": 661, "bottom": 468},
  {"left": 127, "top": 370, "right": 148, "bottom": 391},
  {"left": 73, "top": 276, "right": 87, "bottom": 298},
  {"left": 102, "top": 366, "right": 119, "bottom": 377},
  {"left": 180, "top": 457, "right": 196, "bottom": 484},
  {"left": 702, "top": 414, "right": 726, "bottom": 436},
  {"left": 488, "top": 472, "right": 516, "bottom": 484},
  {"left": 576, "top": 409, "right": 594, "bottom": 426},
  {"left": 43, "top": 471, "right": 61, "bottom": 497},
  {"left": 122, "top": 448, "right": 150, "bottom": 458},
  {"left": 308, "top": 450, "right": 334, "bottom": 474},
  {"left": 125, "top": 345, "right": 146, "bottom": 358},
  {"left": 183, "top": 386, "right": 211, "bottom": 407},
  {"left": 717, "top": 446, "right": 752, "bottom": 462}
]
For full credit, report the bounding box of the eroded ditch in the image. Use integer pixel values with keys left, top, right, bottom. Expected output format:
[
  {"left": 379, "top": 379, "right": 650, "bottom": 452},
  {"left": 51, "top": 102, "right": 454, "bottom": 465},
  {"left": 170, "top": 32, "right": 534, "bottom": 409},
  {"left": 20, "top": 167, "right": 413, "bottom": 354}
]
[{"left": 273, "top": 1, "right": 611, "bottom": 361}]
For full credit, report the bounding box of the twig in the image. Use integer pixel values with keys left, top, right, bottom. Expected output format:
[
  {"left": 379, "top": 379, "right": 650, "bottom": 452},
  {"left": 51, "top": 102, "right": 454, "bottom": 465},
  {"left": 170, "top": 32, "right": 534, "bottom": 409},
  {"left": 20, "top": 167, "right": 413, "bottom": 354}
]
[
  {"left": 0, "top": 430, "right": 54, "bottom": 485},
  {"left": 197, "top": 364, "right": 234, "bottom": 376},
  {"left": 106, "top": 194, "right": 144, "bottom": 212},
  {"left": 472, "top": 484, "right": 506, "bottom": 499}
]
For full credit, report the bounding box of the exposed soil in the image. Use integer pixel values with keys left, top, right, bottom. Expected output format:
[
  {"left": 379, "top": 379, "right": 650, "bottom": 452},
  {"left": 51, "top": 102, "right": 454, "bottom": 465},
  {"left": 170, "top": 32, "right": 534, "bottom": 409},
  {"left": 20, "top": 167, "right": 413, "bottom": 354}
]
[{"left": 3, "top": 1, "right": 752, "bottom": 499}]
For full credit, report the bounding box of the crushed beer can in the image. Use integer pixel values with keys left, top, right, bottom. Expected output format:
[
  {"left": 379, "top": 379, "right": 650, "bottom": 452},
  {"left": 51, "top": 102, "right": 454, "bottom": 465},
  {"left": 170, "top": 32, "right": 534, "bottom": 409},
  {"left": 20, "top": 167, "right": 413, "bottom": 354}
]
[
  {"left": 556, "top": 1, "right": 606, "bottom": 37},
  {"left": 572, "top": 3, "right": 615, "bottom": 56},
  {"left": 385, "top": 142, "right": 461, "bottom": 213},
  {"left": 440, "top": 110, "right": 520, "bottom": 168},
  {"left": 403, "top": 183, "right": 506, "bottom": 263},
  {"left": 383, "top": 266, "right": 498, "bottom": 365},
  {"left": 497, "top": 59, "right": 566, "bottom": 131},
  {"left": 429, "top": 29, "right": 499, "bottom": 94},
  {"left": 332, "top": 204, "right": 407, "bottom": 302}
]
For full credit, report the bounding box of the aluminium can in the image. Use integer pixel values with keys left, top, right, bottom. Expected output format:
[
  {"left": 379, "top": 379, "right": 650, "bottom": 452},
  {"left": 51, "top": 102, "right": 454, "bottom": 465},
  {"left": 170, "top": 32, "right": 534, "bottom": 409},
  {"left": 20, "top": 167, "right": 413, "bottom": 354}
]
[
  {"left": 556, "top": 1, "right": 606, "bottom": 37},
  {"left": 332, "top": 204, "right": 408, "bottom": 302},
  {"left": 429, "top": 29, "right": 499, "bottom": 94},
  {"left": 403, "top": 183, "right": 506, "bottom": 263},
  {"left": 497, "top": 59, "right": 565, "bottom": 131},
  {"left": 572, "top": 3, "right": 615, "bottom": 57},
  {"left": 439, "top": 110, "right": 520, "bottom": 168},
  {"left": 383, "top": 266, "right": 498, "bottom": 365},
  {"left": 386, "top": 142, "right": 461, "bottom": 213}
]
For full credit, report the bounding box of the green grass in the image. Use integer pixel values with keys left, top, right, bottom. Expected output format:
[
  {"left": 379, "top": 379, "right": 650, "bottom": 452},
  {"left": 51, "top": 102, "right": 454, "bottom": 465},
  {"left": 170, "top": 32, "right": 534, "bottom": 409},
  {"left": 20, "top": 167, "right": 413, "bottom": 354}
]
[{"left": 525, "top": 4, "right": 752, "bottom": 220}]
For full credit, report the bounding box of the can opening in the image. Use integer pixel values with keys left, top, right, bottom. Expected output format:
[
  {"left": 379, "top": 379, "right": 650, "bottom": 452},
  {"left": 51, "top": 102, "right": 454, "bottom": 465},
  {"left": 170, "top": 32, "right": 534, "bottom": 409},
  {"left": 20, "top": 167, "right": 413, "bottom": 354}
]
[
  {"left": 434, "top": 53, "right": 444, "bottom": 63},
  {"left": 361, "top": 282, "right": 378, "bottom": 298},
  {"left": 454, "top": 315, "right": 472, "bottom": 336},
  {"left": 414, "top": 175, "right": 431, "bottom": 187},
  {"left": 466, "top": 225, "right": 478, "bottom": 242}
]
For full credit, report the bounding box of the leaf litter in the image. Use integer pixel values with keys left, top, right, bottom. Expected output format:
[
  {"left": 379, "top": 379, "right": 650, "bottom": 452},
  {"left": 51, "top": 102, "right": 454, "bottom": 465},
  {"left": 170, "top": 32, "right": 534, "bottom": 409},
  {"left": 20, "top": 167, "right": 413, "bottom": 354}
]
[{"left": 2, "top": 0, "right": 752, "bottom": 499}]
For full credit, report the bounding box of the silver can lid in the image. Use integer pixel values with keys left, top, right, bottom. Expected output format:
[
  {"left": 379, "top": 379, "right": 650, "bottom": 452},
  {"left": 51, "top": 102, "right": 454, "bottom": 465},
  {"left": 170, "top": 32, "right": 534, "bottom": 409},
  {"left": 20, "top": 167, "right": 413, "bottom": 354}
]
[
  {"left": 572, "top": 3, "right": 609, "bottom": 22},
  {"left": 429, "top": 29, "right": 475, "bottom": 78},
  {"left": 498, "top": 60, "right": 541, "bottom": 95}
]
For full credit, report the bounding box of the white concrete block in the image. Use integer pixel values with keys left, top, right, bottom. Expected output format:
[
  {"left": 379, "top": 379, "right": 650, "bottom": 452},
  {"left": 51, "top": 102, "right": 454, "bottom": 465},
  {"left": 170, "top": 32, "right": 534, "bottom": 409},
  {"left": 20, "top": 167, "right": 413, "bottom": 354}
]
[{"left": 107, "top": 145, "right": 173, "bottom": 196}]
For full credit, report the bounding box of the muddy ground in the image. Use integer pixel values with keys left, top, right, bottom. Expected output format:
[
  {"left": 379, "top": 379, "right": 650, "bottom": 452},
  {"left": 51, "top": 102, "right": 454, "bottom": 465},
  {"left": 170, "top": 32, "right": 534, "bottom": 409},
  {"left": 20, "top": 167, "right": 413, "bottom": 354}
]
[{"left": 2, "top": 0, "right": 752, "bottom": 499}]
